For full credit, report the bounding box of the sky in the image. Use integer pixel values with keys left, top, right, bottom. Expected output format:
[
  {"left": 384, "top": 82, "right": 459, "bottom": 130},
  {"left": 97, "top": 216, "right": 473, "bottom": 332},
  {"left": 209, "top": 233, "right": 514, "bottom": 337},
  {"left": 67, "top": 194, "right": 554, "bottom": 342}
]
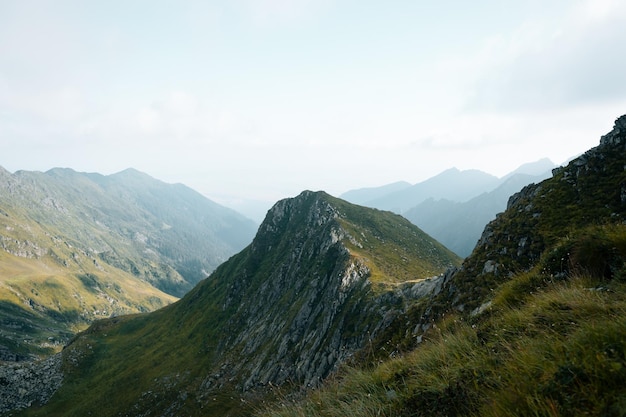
[{"left": 1, "top": 0, "right": 626, "bottom": 219}]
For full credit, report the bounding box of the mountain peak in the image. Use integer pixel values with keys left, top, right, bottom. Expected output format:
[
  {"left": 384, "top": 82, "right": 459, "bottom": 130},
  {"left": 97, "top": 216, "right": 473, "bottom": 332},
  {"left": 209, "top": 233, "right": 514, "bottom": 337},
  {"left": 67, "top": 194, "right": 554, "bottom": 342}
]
[
  {"left": 600, "top": 114, "right": 626, "bottom": 145},
  {"left": 260, "top": 190, "right": 336, "bottom": 230},
  {"left": 181, "top": 191, "right": 460, "bottom": 390}
]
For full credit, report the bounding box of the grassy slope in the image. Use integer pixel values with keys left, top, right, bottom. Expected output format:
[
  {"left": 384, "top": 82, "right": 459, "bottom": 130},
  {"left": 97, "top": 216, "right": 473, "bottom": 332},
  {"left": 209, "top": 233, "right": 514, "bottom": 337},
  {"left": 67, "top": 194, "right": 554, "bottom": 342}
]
[
  {"left": 326, "top": 193, "right": 461, "bottom": 285},
  {"left": 0, "top": 246, "right": 177, "bottom": 359},
  {"left": 258, "top": 224, "right": 626, "bottom": 417},
  {"left": 0, "top": 167, "right": 257, "bottom": 358},
  {"left": 0, "top": 199, "right": 177, "bottom": 358}
]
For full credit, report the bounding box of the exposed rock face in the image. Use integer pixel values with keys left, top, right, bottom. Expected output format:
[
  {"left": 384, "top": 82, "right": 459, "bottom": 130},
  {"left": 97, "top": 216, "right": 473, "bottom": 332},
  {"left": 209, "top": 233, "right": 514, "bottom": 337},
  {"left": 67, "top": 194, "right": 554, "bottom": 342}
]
[
  {"left": 188, "top": 190, "right": 459, "bottom": 392},
  {"left": 0, "top": 354, "right": 63, "bottom": 414}
]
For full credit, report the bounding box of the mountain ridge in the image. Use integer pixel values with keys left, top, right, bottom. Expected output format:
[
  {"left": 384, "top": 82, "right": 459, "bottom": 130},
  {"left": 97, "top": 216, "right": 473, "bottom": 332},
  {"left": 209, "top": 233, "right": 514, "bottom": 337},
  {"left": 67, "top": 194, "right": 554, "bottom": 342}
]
[
  {"left": 342, "top": 159, "right": 556, "bottom": 257},
  {"left": 0, "top": 167, "right": 257, "bottom": 360},
  {"left": 7, "top": 190, "right": 460, "bottom": 416},
  {"left": 404, "top": 169, "right": 554, "bottom": 257}
]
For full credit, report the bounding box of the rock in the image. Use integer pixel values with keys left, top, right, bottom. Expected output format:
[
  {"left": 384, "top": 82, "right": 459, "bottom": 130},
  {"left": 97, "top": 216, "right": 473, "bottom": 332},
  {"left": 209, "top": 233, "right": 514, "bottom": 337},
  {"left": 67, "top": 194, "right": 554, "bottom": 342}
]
[
  {"left": 482, "top": 260, "right": 497, "bottom": 274},
  {"left": 0, "top": 354, "right": 63, "bottom": 413},
  {"left": 470, "top": 301, "right": 492, "bottom": 317}
]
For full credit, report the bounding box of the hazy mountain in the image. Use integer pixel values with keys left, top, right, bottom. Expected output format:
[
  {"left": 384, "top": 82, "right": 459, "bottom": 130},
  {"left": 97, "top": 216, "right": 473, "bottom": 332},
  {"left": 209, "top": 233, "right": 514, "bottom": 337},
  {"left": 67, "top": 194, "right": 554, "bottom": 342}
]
[
  {"left": 5, "top": 190, "right": 460, "bottom": 415},
  {"left": 222, "top": 198, "right": 274, "bottom": 224},
  {"left": 359, "top": 168, "right": 500, "bottom": 213},
  {"left": 405, "top": 169, "right": 554, "bottom": 257},
  {"left": 500, "top": 157, "right": 555, "bottom": 180},
  {"left": 341, "top": 159, "right": 556, "bottom": 258},
  {"left": 0, "top": 167, "right": 256, "bottom": 359},
  {"left": 339, "top": 181, "right": 411, "bottom": 206}
]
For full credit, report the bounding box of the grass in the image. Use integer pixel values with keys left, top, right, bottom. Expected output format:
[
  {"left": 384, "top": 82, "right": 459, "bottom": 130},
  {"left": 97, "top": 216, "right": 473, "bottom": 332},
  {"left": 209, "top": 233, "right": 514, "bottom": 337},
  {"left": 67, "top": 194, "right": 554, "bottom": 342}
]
[{"left": 0, "top": 247, "right": 176, "bottom": 358}]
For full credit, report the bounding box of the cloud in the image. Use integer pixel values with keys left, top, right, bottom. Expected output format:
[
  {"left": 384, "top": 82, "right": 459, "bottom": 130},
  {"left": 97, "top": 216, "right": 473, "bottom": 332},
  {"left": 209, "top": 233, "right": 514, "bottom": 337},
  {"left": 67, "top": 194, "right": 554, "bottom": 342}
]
[{"left": 467, "top": 0, "right": 626, "bottom": 112}]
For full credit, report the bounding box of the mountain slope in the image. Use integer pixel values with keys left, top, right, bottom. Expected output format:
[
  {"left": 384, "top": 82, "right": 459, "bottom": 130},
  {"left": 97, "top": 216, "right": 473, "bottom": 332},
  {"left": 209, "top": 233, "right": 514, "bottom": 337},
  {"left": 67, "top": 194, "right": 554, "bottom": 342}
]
[
  {"left": 0, "top": 167, "right": 256, "bottom": 359},
  {"left": 3, "top": 167, "right": 257, "bottom": 295},
  {"left": 12, "top": 191, "right": 460, "bottom": 416},
  {"left": 404, "top": 170, "right": 554, "bottom": 257},
  {"left": 257, "top": 115, "right": 626, "bottom": 417}
]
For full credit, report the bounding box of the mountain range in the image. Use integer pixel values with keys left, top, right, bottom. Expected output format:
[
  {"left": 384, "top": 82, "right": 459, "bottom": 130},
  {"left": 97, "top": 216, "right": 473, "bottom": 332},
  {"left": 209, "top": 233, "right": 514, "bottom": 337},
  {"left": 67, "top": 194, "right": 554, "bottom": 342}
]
[
  {"left": 342, "top": 158, "right": 556, "bottom": 256},
  {"left": 0, "top": 167, "right": 257, "bottom": 360},
  {"left": 2, "top": 115, "right": 626, "bottom": 416}
]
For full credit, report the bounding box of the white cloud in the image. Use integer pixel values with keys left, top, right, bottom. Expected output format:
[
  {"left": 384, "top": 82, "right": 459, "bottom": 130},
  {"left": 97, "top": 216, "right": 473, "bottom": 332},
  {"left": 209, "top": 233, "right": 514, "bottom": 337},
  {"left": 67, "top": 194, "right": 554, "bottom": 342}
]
[{"left": 466, "top": 0, "right": 626, "bottom": 112}]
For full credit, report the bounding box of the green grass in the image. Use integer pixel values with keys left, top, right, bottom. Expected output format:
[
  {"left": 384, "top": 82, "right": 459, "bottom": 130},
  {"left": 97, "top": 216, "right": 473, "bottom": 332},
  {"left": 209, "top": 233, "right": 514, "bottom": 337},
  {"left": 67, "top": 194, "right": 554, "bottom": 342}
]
[
  {"left": 14, "top": 191, "right": 461, "bottom": 416},
  {"left": 0, "top": 246, "right": 177, "bottom": 358}
]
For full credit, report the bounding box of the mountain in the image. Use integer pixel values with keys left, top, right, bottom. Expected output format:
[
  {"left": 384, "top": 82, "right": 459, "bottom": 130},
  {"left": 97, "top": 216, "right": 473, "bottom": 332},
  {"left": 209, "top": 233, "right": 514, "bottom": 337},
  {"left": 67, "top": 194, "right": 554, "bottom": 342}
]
[
  {"left": 360, "top": 168, "right": 500, "bottom": 213},
  {"left": 0, "top": 167, "right": 257, "bottom": 360},
  {"left": 404, "top": 169, "right": 554, "bottom": 257},
  {"left": 254, "top": 115, "right": 626, "bottom": 416},
  {"left": 6, "top": 115, "right": 626, "bottom": 417},
  {"left": 500, "top": 157, "right": 555, "bottom": 180},
  {"left": 339, "top": 181, "right": 411, "bottom": 206},
  {"left": 0, "top": 167, "right": 257, "bottom": 295},
  {"left": 340, "top": 159, "right": 556, "bottom": 258},
  {"left": 3, "top": 191, "right": 460, "bottom": 416}
]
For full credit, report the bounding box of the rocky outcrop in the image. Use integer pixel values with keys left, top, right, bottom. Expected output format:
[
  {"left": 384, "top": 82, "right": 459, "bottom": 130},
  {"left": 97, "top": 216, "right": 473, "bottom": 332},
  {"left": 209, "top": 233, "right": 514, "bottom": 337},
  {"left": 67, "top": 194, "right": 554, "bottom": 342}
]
[
  {"left": 187, "top": 191, "right": 459, "bottom": 392},
  {"left": 0, "top": 354, "right": 63, "bottom": 414}
]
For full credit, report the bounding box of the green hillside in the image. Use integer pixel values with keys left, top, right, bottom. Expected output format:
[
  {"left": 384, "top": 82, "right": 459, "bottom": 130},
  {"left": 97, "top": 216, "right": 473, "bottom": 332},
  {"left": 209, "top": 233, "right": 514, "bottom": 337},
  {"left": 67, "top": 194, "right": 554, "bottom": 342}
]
[
  {"left": 0, "top": 167, "right": 256, "bottom": 360},
  {"left": 15, "top": 191, "right": 460, "bottom": 416}
]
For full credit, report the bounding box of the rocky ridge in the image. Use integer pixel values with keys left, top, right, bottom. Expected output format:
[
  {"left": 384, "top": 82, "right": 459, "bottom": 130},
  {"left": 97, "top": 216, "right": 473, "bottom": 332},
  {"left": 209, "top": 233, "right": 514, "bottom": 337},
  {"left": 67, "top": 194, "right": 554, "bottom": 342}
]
[{"left": 173, "top": 191, "right": 461, "bottom": 394}]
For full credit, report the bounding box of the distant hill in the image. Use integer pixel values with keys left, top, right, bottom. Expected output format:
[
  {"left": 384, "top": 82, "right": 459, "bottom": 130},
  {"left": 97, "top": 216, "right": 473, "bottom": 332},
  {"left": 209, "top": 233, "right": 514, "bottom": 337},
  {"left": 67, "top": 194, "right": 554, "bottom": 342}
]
[
  {"left": 0, "top": 167, "right": 257, "bottom": 359},
  {"left": 500, "top": 157, "right": 555, "bottom": 180},
  {"left": 7, "top": 191, "right": 460, "bottom": 416},
  {"left": 405, "top": 170, "right": 554, "bottom": 257},
  {"left": 339, "top": 181, "right": 411, "bottom": 206},
  {"left": 353, "top": 168, "right": 500, "bottom": 213},
  {"left": 342, "top": 159, "right": 556, "bottom": 257}
]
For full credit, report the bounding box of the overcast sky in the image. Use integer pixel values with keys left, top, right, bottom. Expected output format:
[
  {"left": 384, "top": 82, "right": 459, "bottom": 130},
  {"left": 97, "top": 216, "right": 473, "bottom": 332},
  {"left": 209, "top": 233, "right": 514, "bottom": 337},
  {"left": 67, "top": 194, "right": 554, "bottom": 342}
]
[{"left": 1, "top": 0, "right": 625, "bottom": 215}]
